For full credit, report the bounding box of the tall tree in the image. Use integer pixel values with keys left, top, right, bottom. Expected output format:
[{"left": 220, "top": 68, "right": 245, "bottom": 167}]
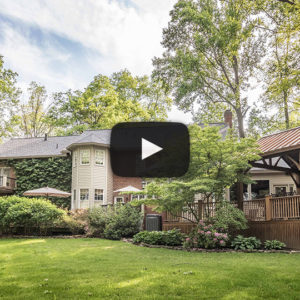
[
  {"left": 19, "top": 82, "right": 53, "bottom": 137},
  {"left": 49, "top": 70, "right": 172, "bottom": 134},
  {"left": 0, "top": 55, "right": 20, "bottom": 141},
  {"left": 258, "top": 0, "right": 300, "bottom": 130},
  {"left": 153, "top": 0, "right": 265, "bottom": 138},
  {"left": 134, "top": 125, "right": 260, "bottom": 222}
]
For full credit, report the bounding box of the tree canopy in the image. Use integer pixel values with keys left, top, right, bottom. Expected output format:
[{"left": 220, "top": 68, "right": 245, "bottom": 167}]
[
  {"left": 49, "top": 70, "right": 172, "bottom": 135},
  {"left": 0, "top": 56, "right": 20, "bottom": 141},
  {"left": 153, "top": 0, "right": 265, "bottom": 138},
  {"left": 134, "top": 125, "right": 260, "bottom": 221}
]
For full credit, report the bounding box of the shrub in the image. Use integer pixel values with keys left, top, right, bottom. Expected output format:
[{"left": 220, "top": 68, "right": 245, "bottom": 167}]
[
  {"left": 0, "top": 196, "right": 64, "bottom": 234},
  {"left": 54, "top": 214, "right": 85, "bottom": 235},
  {"left": 264, "top": 240, "right": 286, "bottom": 250},
  {"left": 133, "top": 229, "right": 184, "bottom": 246},
  {"left": 103, "top": 204, "right": 143, "bottom": 240},
  {"left": 87, "top": 206, "right": 112, "bottom": 236},
  {"left": 231, "top": 235, "right": 261, "bottom": 250},
  {"left": 183, "top": 220, "right": 229, "bottom": 249},
  {"left": 209, "top": 201, "right": 248, "bottom": 236}
]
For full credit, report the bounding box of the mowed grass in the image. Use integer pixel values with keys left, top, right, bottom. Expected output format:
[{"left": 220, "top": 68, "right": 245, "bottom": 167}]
[{"left": 0, "top": 239, "right": 300, "bottom": 300}]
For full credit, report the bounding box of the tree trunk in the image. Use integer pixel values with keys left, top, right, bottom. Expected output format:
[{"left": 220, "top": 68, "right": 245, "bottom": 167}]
[
  {"left": 236, "top": 108, "right": 245, "bottom": 139},
  {"left": 283, "top": 90, "right": 290, "bottom": 129}
]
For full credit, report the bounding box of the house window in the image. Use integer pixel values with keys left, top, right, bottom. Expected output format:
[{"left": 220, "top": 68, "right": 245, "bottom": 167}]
[
  {"left": 73, "top": 152, "right": 78, "bottom": 167},
  {"left": 95, "top": 150, "right": 105, "bottom": 166},
  {"left": 73, "top": 189, "right": 76, "bottom": 201},
  {"left": 80, "top": 150, "right": 90, "bottom": 165},
  {"left": 114, "top": 196, "right": 124, "bottom": 204},
  {"left": 80, "top": 189, "right": 89, "bottom": 201},
  {"left": 95, "top": 189, "right": 104, "bottom": 201}
]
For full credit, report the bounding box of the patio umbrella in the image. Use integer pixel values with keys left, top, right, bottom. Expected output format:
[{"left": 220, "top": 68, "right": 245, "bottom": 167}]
[
  {"left": 23, "top": 186, "right": 71, "bottom": 198},
  {"left": 114, "top": 186, "right": 142, "bottom": 193},
  {"left": 113, "top": 185, "right": 142, "bottom": 203}
]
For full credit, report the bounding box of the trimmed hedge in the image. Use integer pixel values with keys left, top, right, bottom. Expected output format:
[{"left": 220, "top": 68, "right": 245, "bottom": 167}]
[
  {"left": 133, "top": 229, "right": 185, "bottom": 246},
  {"left": 0, "top": 196, "right": 65, "bottom": 235}
]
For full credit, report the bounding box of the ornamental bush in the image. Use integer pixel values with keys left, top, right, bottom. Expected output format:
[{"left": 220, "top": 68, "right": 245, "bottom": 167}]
[
  {"left": 264, "top": 240, "right": 286, "bottom": 250},
  {"left": 87, "top": 206, "right": 112, "bottom": 236},
  {"left": 208, "top": 201, "right": 248, "bottom": 236},
  {"left": 0, "top": 196, "right": 65, "bottom": 234},
  {"left": 133, "top": 229, "right": 184, "bottom": 246},
  {"left": 103, "top": 204, "right": 143, "bottom": 240},
  {"left": 231, "top": 235, "right": 261, "bottom": 250},
  {"left": 183, "top": 220, "right": 229, "bottom": 249}
]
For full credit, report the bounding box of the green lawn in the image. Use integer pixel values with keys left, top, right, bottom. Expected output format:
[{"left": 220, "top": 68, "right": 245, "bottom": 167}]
[{"left": 0, "top": 239, "right": 300, "bottom": 300}]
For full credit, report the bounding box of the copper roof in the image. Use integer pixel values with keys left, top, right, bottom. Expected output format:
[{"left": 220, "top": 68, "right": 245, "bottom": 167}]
[{"left": 258, "top": 126, "right": 300, "bottom": 155}]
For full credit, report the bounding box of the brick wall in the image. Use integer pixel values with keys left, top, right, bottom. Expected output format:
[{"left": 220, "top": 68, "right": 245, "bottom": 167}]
[{"left": 112, "top": 175, "right": 142, "bottom": 203}]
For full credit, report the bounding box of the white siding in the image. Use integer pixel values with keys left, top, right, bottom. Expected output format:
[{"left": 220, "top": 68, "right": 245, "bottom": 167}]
[{"left": 71, "top": 145, "right": 113, "bottom": 209}]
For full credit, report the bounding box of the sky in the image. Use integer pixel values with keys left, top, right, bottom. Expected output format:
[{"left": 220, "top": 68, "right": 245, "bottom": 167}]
[{"left": 0, "top": 0, "right": 193, "bottom": 123}]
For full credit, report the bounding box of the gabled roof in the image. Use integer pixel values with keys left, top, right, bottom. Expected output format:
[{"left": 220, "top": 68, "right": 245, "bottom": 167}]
[
  {"left": 258, "top": 126, "right": 300, "bottom": 156},
  {"left": 66, "top": 131, "right": 111, "bottom": 149},
  {"left": 0, "top": 130, "right": 111, "bottom": 159}
]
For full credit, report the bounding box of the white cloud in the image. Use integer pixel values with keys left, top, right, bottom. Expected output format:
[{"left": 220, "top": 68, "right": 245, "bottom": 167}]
[
  {"left": 0, "top": 0, "right": 176, "bottom": 75},
  {"left": 0, "top": 0, "right": 192, "bottom": 122}
]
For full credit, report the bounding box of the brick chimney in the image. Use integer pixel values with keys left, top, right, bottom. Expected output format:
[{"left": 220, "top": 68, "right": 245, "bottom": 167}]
[{"left": 224, "top": 110, "right": 232, "bottom": 128}]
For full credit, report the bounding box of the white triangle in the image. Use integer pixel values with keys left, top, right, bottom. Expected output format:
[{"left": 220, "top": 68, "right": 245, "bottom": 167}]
[{"left": 141, "top": 138, "right": 163, "bottom": 160}]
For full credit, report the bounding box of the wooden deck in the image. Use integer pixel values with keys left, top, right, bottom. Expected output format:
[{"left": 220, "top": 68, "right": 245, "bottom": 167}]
[{"left": 162, "top": 195, "right": 300, "bottom": 249}]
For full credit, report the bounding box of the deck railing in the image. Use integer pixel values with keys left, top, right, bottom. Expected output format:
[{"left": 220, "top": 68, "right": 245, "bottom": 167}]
[
  {"left": 271, "top": 195, "right": 300, "bottom": 220},
  {"left": 243, "top": 198, "right": 266, "bottom": 221},
  {"left": 165, "top": 201, "right": 238, "bottom": 223},
  {"left": 164, "top": 195, "right": 300, "bottom": 223}
]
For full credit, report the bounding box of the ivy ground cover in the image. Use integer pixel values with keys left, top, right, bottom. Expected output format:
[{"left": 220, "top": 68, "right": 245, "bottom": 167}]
[{"left": 0, "top": 238, "right": 299, "bottom": 299}]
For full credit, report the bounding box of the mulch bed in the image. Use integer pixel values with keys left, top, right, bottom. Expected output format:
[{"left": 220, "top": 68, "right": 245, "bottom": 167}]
[{"left": 122, "top": 238, "right": 300, "bottom": 254}]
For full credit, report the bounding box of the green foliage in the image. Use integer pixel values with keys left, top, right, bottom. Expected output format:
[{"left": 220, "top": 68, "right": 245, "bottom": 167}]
[
  {"left": 133, "top": 229, "right": 184, "bottom": 246},
  {"left": 18, "top": 81, "right": 54, "bottom": 137},
  {"left": 49, "top": 69, "right": 171, "bottom": 135},
  {"left": 256, "top": 0, "right": 300, "bottom": 130},
  {"left": 137, "top": 125, "right": 260, "bottom": 222},
  {"left": 209, "top": 201, "right": 248, "bottom": 236},
  {"left": 54, "top": 212, "right": 87, "bottom": 235},
  {"left": 87, "top": 206, "right": 112, "bottom": 236},
  {"left": 183, "top": 221, "right": 229, "bottom": 249},
  {"left": 153, "top": 0, "right": 265, "bottom": 138},
  {"left": 103, "top": 204, "right": 143, "bottom": 240},
  {"left": 231, "top": 235, "right": 261, "bottom": 250},
  {"left": 264, "top": 240, "right": 286, "bottom": 250},
  {"left": 83, "top": 204, "right": 143, "bottom": 239},
  {"left": 0, "top": 55, "right": 21, "bottom": 141},
  {"left": 5, "top": 157, "right": 72, "bottom": 208},
  {"left": 0, "top": 196, "right": 64, "bottom": 233}
]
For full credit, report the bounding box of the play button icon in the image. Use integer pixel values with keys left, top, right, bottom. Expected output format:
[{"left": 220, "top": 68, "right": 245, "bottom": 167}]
[
  {"left": 141, "top": 138, "right": 163, "bottom": 160},
  {"left": 110, "top": 122, "right": 190, "bottom": 177}
]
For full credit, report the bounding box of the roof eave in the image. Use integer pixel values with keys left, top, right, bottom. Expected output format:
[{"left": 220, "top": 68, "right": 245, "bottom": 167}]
[{"left": 67, "top": 142, "right": 110, "bottom": 150}]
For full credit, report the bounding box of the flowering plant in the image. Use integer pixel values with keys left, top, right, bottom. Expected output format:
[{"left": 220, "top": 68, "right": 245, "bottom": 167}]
[{"left": 183, "top": 220, "right": 229, "bottom": 249}]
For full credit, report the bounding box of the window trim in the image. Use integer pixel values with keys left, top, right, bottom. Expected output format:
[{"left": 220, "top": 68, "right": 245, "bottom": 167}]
[
  {"left": 94, "top": 189, "right": 104, "bottom": 201},
  {"left": 80, "top": 149, "right": 90, "bottom": 165},
  {"left": 114, "top": 196, "right": 124, "bottom": 204},
  {"left": 95, "top": 149, "right": 105, "bottom": 166},
  {"left": 80, "top": 189, "right": 89, "bottom": 201}
]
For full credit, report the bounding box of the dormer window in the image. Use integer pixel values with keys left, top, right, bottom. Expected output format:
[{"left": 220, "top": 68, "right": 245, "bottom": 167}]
[
  {"left": 95, "top": 150, "right": 105, "bottom": 166},
  {"left": 80, "top": 149, "right": 90, "bottom": 165}
]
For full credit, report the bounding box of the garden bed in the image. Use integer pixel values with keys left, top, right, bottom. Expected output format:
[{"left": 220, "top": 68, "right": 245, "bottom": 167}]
[{"left": 123, "top": 239, "right": 300, "bottom": 253}]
